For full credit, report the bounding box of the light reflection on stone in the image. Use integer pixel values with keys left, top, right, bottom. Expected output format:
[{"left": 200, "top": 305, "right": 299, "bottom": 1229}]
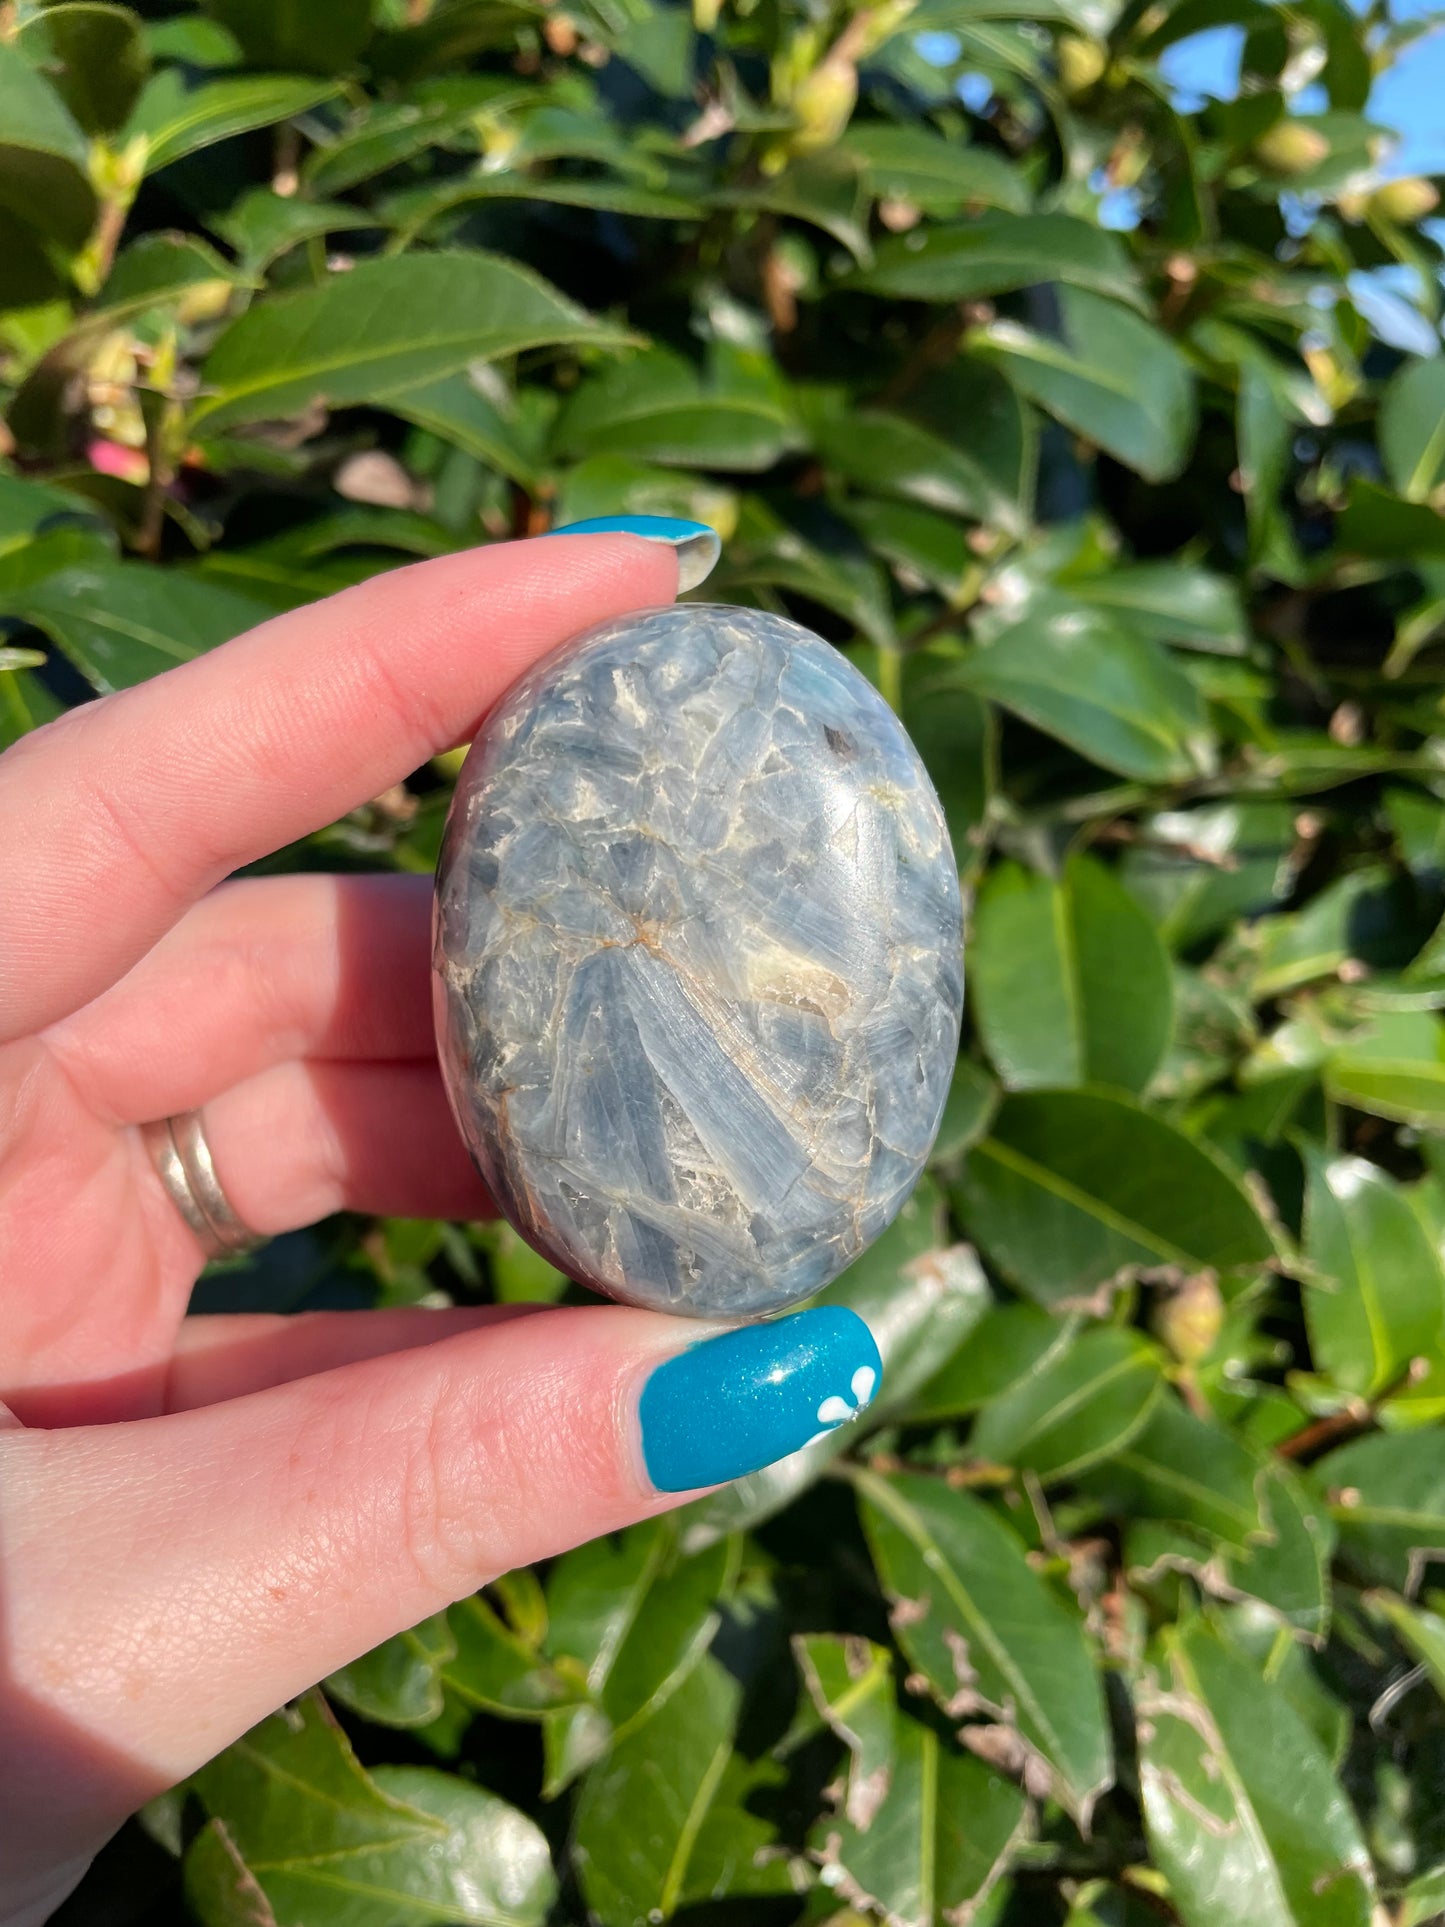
[{"left": 433, "top": 604, "right": 964, "bottom": 1317}]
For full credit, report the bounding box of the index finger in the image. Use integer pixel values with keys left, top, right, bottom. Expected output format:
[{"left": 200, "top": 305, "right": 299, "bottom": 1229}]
[{"left": 0, "top": 530, "right": 681, "bottom": 1043}]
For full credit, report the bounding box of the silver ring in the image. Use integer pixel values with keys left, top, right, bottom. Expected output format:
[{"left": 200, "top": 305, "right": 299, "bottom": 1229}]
[{"left": 139, "top": 1111, "right": 266, "bottom": 1260}]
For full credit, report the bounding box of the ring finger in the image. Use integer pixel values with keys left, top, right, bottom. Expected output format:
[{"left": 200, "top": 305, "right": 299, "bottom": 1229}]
[{"left": 138, "top": 1057, "right": 494, "bottom": 1241}]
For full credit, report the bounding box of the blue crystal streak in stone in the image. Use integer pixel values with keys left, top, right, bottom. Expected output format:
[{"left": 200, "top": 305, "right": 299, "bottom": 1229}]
[{"left": 433, "top": 605, "right": 964, "bottom": 1317}]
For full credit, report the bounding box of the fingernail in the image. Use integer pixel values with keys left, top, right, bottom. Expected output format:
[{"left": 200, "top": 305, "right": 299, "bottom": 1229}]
[
  {"left": 545, "top": 514, "right": 721, "bottom": 592},
  {"left": 639, "top": 1307, "right": 883, "bottom": 1493}
]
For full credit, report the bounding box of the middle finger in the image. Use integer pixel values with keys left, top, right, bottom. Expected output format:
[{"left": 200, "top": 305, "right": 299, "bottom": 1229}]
[{"left": 44, "top": 872, "right": 436, "bottom": 1123}]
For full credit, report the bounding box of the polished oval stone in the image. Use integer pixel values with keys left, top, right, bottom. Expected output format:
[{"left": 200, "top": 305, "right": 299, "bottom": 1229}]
[{"left": 433, "top": 604, "right": 964, "bottom": 1317}]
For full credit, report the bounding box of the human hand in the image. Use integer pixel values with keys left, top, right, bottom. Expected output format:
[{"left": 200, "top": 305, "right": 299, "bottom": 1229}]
[{"left": 0, "top": 530, "right": 881, "bottom": 1925}]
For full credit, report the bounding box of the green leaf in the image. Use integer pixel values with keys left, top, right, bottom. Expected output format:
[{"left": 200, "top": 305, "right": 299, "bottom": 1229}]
[
  {"left": 385, "top": 369, "right": 547, "bottom": 490},
  {"left": 842, "top": 123, "right": 1030, "bottom": 215},
  {"left": 194, "top": 251, "right": 624, "bottom": 433},
  {"left": 1324, "top": 1053, "right": 1445, "bottom": 1129},
  {"left": 1367, "top": 1592, "right": 1445, "bottom": 1704},
  {"left": 970, "top": 854, "right": 1175, "bottom": 1093},
  {"left": 679, "top": 1178, "right": 988, "bottom": 1546},
  {"left": 552, "top": 344, "right": 800, "bottom": 473},
  {"left": 99, "top": 231, "right": 245, "bottom": 320},
  {"left": 1222, "top": 1463, "right": 1336, "bottom": 1643},
  {"left": 0, "top": 555, "right": 273, "bottom": 692},
  {"left": 1218, "top": 1601, "right": 1349, "bottom": 1764},
  {"left": 0, "top": 36, "right": 97, "bottom": 250},
  {"left": 187, "top": 1691, "right": 556, "bottom": 1926},
  {"left": 856, "top": 1467, "right": 1112, "bottom": 1822},
  {"left": 1083, "top": 1396, "right": 1266, "bottom": 1549},
  {"left": 326, "top": 1614, "right": 457, "bottom": 1727},
  {"left": 900, "top": 652, "right": 997, "bottom": 862},
  {"left": 1120, "top": 803, "right": 1299, "bottom": 950},
  {"left": 856, "top": 214, "right": 1139, "bottom": 307},
  {"left": 572, "top": 1656, "right": 781, "bottom": 1927},
  {"left": 793, "top": 1634, "right": 896, "bottom": 1828},
  {"left": 199, "top": 0, "right": 375, "bottom": 74},
  {"left": 930, "top": 1056, "right": 999, "bottom": 1166},
  {"left": 0, "top": 662, "right": 65, "bottom": 751},
  {"left": 954, "top": 1089, "right": 1275, "bottom": 1308},
  {"left": 0, "top": 470, "right": 108, "bottom": 548},
  {"left": 969, "top": 1325, "right": 1166, "bottom": 1483},
  {"left": 716, "top": 153, "right": 871, "bottom": 259},
  {"left": 1302, "top": 1146, "right": 1445, "bottom": 1399},
  {"left": 970, "top": 290, "right": 1199, "bottom": 483},
  {"left": 1243, "top": 869, "right": 1418, "bottom": 1001},
  {"left": 811, "top": 401, "right": 1027, "bottom": 535},
  {"left": 1314, "top": 1430, "right": 1445, "bottom": 1591},
  {"left": 209, "top": 188, "right": 375, "bottom": 272},
  {"left": 1138, "top": 1620, "right": 1375, "bottom": 1927},
  {"left": 541, "top": 1524, "right": 736, "bottom": 1791},
  {"left": 809, "top": 1702, "right": 1029, "bottom": 1927},
  {"left": 1068, "top": 563, "right": 1248, "bottom": 656},
  {"left": 720, "top": 513, "right": 894, "bottom": 646},
  {"left": 952, "top": 603, "right": 1216, "bottom": 783},
  {"left": 16, "top": 2, "right": 151, "bottom": 137},
  {"left": 439, "top": 1591, "right": 578, "bottom": 1719},
  {"left": 1381, "top": 358, "right": 1445, "bottom": 504},
  {"left": 124, "top": 69, "right": 341, "bottom": 175},
  {"left": 905, "top": 1299, "right": 1071, "bottom": 1422}
]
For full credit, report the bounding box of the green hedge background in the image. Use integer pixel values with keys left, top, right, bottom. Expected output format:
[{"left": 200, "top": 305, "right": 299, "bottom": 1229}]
[{"left": 6, "top": 0, "right": 1445, "bottom": 1920}]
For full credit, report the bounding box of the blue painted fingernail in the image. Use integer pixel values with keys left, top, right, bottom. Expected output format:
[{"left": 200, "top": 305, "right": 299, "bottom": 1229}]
[
  {"left": 545, "top": 514, "right": 721, "bottom": 592},
  {"left": 639, "top": 1307, "right": 883, "bottom": 1493}
]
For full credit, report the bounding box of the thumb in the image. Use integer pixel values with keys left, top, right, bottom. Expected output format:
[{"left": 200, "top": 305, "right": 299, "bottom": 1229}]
[{"left": 0, "top": 1303, "right": 879, "bottom": 1874}]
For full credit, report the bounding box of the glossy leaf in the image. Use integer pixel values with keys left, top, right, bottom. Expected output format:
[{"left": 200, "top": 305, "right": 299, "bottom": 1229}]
[
  {"left": 187, "top": 1691, "right": 556, "bottom": 1926},
  {"left": 1223, "top": 1464, "right": 1336, "bottom": 1643},
  {"left": 954, "top": 1089, "right": 1275, "bottom": 1307},
  {"left": 1302, "top": 1146, "right": 1445, "bottom": 1398},
  {"left": 856, "top": 214, "right": 1139, "bottom": 306},
  {"left": 0, "top": 555, "right": 272, "bottom": 691},
  {"left": 856, "top": 1468, "right": 1113, "bottom": 1822},
  {"left": 16, "top": 2, "right": 151, "bottom": 136},
  {"left": 571, "top": 1656, "right": 787, "bottom": 1927},
  {"left": 541, "top": 1523, "right": 735, "bottom": 1790},
  {"left": 905, "top": 1299, "right": 1071, "bottom": 1422},
  {"left": 842, "top": 123, "right": 1030, "bottom": 214},
  {"left": 125, "top": 69, "right": 340, "bottom": 174},
  {"left": 969, "top": 1324, "right": 1166, "bottom": 1482},
  {"left": 326, "top": 1613, "right": 457, "bottom": 1727},
  {"left": 552, "top": 344, "right": 800, "bottom": 473},
  {"left": 0, "top": 37, "right": 97, "bottom": 249},
  {"left": 199, "top": 0, "right": 375, "bottom": 74},
  {"left": 952, "top": 603, "right": 1216, "bottom": 783},
  {"left": 195, "top": 252, "right": 623, "bottom": 432},
  {"left": 1315, "top": 1431, "right": 1445, "bottom": 1591},
  {"left": 1139, "top": 1620, "right": 1374, "bottom": 1927},
  {"left": 1381, "top": 357, "right": 1445, "bottom": 503},
  {"left": 793, "top": 1634, "right": 896, "bottom": 1828},
  {"left": 810, "top": 1706, "right": 1029, "bottom": 1927},
  {"left": 970, "top": 290, "right": 1198, "bottom": 483},
  {"left": 1086, "top": 1396, "right": 1266, "bottom": 1549},
  {"left": 970, "top": 854, "right": 1175, "bottom": 1093}
]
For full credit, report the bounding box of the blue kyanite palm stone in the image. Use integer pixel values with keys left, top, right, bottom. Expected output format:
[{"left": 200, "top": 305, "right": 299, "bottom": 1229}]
[{"left": 433, "top": 604, "right": 964, "bottom": 1317}]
